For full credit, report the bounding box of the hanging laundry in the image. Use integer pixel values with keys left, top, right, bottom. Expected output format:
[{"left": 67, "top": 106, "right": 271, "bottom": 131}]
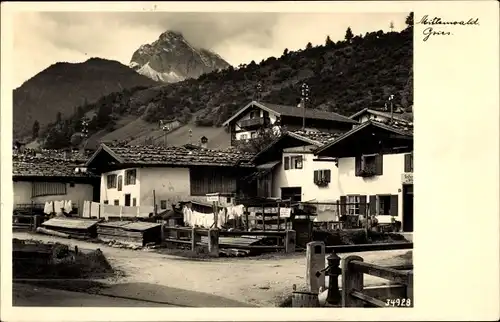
[
  {"left": 64, "top": 200, "right": 73, "bottom": 213},
  {"left": 43, "top": 201, "right": 54, "bottom": 214}
]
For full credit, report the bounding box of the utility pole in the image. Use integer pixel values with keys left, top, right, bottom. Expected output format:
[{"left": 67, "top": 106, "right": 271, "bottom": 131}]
[
  {"left": 161, "top": 120, "right": 170, "bottom": 147},
  {"left": 189, "top": 128, "right": 193, "bottom": 144},
  {"left": 256, "top": 83, "right": 263, "bottom": 101},
  {"left": 388, "top": 94, "right": 395, "bottom": 124},
  {"left": 301, "top": 83, "right": 310, "bottom": 130},
  {"left": 81, "top": 118, "right": 89, "bottom": 152}
]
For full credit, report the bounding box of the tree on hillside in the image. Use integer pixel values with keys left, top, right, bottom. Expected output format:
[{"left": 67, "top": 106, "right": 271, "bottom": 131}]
[
  {"left": 32, "top": 120, "right": 40, "bottom": 140},
  {"left": 306, "top": 42, "right": 313, "bottom": 50},
  {"left": 325, "top": 35, "right": 334, "bottom": 47},
  {"left": 405, "top": 12, "right": 414, "bottom": 28},
  {"left": 389, "top": 21, "right": 395, "bottom": 32},
  {"left": 282, "top": 48, "right": 289, "bottom": 57},
  {"left": 345, "top": 27, "right": 354, "bottom": 43}
]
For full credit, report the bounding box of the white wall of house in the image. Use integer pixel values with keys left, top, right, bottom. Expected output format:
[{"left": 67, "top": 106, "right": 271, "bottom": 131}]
[
  {"left": 139, "top": 167, "right": 191, "bottom": 211},
  {"left": 234, "top": 109, "right": 279, "bottom": 141},
  {"left": 272, "top": 150, "right": 340, "bottom": 202},
  {"left": 337, "top": 153, "right": 408, "bottom": 224},
  {"left": 13, "top": 181, "right": 94, "bottom": 208},
  {"left": 100, "top": 168, "right": 140, "bottom": 206}
]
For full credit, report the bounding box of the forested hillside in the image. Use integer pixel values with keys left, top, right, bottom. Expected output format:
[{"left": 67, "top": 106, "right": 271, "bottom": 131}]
[{"left": 40, "top": 15, "right": 413, "bottom": 150}]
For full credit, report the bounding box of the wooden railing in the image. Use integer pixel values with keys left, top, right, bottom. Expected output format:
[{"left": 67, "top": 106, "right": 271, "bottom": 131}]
[
  {"left": 297, "top": 241, "right": 413, "bottom": 307},
  {"left": 341, "top": 255, "right": 413, "bottom": 307},
  {"left": 13, "top": 214, "right": 45, "bottom": 231},
  {"left": 161, "top": 225, "right": 296, "bottom": 257}
]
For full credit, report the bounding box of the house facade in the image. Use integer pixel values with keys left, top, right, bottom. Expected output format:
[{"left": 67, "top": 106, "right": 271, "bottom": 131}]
[
  {"left": 12, "top": 153, "right": 100, "bottom": 211},
  {"left": 249, "top": 130, "right": 342, "bottom": 202},
  {"left": 222, "top": 101, "right": 357, "bottom": 146},
  {"left": 85, "top": 144, "right": 255, "bottom": 213},
  {"left": 349, "top": 108, "right": 413, "bottom": 127},
  {"left": 315, "top": 120, "right": 414, "bottom": 231}
]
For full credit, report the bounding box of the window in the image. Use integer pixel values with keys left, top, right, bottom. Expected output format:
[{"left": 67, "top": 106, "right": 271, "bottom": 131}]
[
  {"left": 107, "top": 174, "right": 117, "bottom": 189},
  {"left": 32, "top": 182, "right": 67, "bottom": 197},
  {"left": 69, "top": 182, "right": 75, "bottom": 187},
  {"left": 114, "top": 199, "right": 119, "bottom": 205},
  {"left": 132, "top": 198, "right": 137, "bottom": 206},
  {"left": 249, "top": 111, "right": 259, "bottom": 118},
  {"left": 355, "top": 154, "right": 383, "bottom": 177},
  {"left": 347, "top": 195, "right": 360, "bottom": 215},
  {"left": 240, "top": 134, "right": 248, "bottom": 140},
  {"left": 378, "top": 195, "right": 391, "bottom": 216},
  {"left": 370, "top": 194, "right": 399, "bottom": 217},
  {"left": 251, "top": 132, "right": 258, "bottom": 139},
  {"left": 404, "top": 153, "right": 413, "bottom": 173},
  {"left": 117, "top": 175, "right": 123, "bottom": 191},
  {"left": 313, "top": 169, "right": 331, "bottom": 186},
  {"left": 124, "top": 194, "right": 131, "bottom": 206},
  {"left": 160, "top": 200, "right": 167, "bottom": 209},
  {"left": 125, "top": 169, "right": 137, "bottom": 185},
  {"left": 284, "top": 155, "right": 303, "bottom": 170},
  {"left": 103, "top": 200, "right": 109, "bottom": 205}
]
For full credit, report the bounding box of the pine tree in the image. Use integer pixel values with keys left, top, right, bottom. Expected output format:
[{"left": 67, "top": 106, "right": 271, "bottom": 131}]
[
  {"left": 345, "top": 27, "right": 354, "bottom": 43},
  {"left": 32, "top": 120, "right": 40, "bottom": 140},
  {"left": 306, "top": 42, "right": 313, "bottom": 50},
  {"left": 283, "top": 48, "right": 289, "bottom": 56},
  {"left": 325, "top": 35, "right": 334, "bottom": 47},
  {"left": 405, "top": 12, "right": 414, "bottom": 28},
  {"left": 389, "top": 21, "right": 395, "bottom": 32}
]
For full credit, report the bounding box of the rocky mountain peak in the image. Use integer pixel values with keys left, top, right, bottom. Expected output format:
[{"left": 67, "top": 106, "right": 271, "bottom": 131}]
[{"left": 130, "top": 30, "right": 230, "bottom": 83}]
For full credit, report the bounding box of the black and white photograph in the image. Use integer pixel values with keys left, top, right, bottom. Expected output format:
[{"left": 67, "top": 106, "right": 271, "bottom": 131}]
[{"left": 1, "top": 1, "right": 498, "bottom": 321}]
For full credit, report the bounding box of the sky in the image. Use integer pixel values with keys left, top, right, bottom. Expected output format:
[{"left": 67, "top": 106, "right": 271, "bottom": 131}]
[{"left": 13, "top": 11, "right": 408, "bottom": 88}]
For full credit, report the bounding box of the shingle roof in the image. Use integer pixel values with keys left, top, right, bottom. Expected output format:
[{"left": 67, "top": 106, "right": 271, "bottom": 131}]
[
  {"left": 92, "top": 144, "right": 255, "bottom": 167},
  {"left": 258, "top": 102, "right": 357, "bottom": 124},
  {"left": 13, "top": 148, "right": 92, "bottom": 163},
  {"left": 288, "top": 130, "right": 344, "bottom": 145},
  {"left": 222, "top": 101, "right": 357, "bottom": 126},
  {"left": 12, "top": 155, "right": 98, "bottom": 178}
]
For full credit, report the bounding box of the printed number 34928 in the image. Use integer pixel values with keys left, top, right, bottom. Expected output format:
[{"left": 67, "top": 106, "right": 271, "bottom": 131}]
[{"left": 385, "top": 298, "right": 412, "bottom": 307}]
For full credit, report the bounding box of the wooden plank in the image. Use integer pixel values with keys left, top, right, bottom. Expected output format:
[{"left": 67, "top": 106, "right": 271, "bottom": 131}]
[
  {"left": 42, "top": 218, "right": 99, "bottom": 230},
  {"left": 350, "top": 290, "right": 387, "bottom": 307},
  {"left": 121, "top": 222, "right": 161, "bottom": 231},
  {"left": 164, "top": 238, "right": 192, "bottom": 245},
  {"left": 351, "top": 260, "right": 411, "bottom": 285},
  {"left": 219, "top": 230, "right": 286, "bottom": 237}
]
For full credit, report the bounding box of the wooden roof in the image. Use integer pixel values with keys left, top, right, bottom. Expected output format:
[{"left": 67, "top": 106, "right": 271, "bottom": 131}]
[
  {"left": 86, "top": 143, "right": 255, "bottom": 168},
  {"left": 13, "top": 154, "right": 98, "bottom": 179},
  {"left": 222, "top": 101, "right": 357, "bottom": 126}
]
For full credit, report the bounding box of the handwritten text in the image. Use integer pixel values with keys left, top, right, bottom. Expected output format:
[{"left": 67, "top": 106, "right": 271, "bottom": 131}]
[{"left": 417, "top": 15, "right": 479, "bottom": 41}]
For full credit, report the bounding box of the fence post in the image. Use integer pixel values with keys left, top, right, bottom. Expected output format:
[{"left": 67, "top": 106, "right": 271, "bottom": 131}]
[
  {"left": 285, "top": 230, "right": 296, "bottom": 253},
  {"left": 306, "top": 241, "right": 325, "bottom": 293},
  {"left": 341, "top": 255, "right": 364, "bottom": 307},
  {"left": 208, "top": 228, "right": 219, "bottom": 257},
  {"left": 160, "top": 220, "right": 166, "bottom": 242},
  {"left": 406, "top": 271, "right": 414, "bottom": 306},
  {"left": 32, "top": 215, "right": 42, "bottom": 232},
  {"left": 191, "top": 227, "right": 200, "bottom": 251}
]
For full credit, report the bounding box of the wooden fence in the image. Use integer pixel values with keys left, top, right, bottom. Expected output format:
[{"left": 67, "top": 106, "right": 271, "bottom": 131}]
[
  {"left": 13, "top": 214, "right": 44, "bottom": 231},
  {"left": 162, "top": 225, "right": 296, "bottom": 257},
  {"left": 298, "top": 241, "right": 413, "bottom": 307},
  {"left": 341, "top": 255, "right": 413, "bottom": 307}
]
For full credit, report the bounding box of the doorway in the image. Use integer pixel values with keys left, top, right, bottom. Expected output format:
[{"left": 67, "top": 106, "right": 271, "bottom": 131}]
[
  {"left": 402, "top": 184, "right": 413, "bottom": 232},
  {"left": 124, "top": 194, "right": 131, "bottom": 207}
]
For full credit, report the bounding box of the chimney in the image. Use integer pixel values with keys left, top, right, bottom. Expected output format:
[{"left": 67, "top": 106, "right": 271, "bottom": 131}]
[{"left": 200, "top": 136, "right": 208, "bottom": 149}]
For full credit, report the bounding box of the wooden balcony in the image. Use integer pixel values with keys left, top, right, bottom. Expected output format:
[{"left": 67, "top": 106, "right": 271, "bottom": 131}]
[{"left": 238, "top": 117, "right": 269, "bottom": 129}]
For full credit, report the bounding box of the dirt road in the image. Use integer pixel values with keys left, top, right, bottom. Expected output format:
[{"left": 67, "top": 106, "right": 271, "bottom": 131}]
[{"left": 12, "top": 232, "right": 411, "bottom": 307}]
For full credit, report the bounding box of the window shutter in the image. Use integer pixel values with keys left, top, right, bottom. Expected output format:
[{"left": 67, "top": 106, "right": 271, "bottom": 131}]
[
  {"left": 355, "top": 156, "right": 361, "bottom": 176},
  {"left": 325, "top": 169, "right": 331, "bottom": 182},
  {"left": 389, "top": 195, "right": 399, "bottom": 217},
  {"left": 313, "top": 170, "right": 319, "bottom": 183},
  {"left": 340, "top": 196, "right": 347, "bottom": 216},
  {"left": 359, "top": 195, "right": 367, "bottom": 217},
  {"left": 284, "top": 157, "right": 290, "bottom": 170},
  {"left": 376, "top": 154, "right": 383, "bottom": 175},
  {"left": 369, "top": 195, "right": 377, "bottom": 216},
  {"left": 404, "top": 153, "right": 411, "bottom": 172},
  {"left": 117, "top": 175, "right": 123, "bottom": 191},
  {"left": 297, "top": 155, "right": 303, "bottom": 169}
]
